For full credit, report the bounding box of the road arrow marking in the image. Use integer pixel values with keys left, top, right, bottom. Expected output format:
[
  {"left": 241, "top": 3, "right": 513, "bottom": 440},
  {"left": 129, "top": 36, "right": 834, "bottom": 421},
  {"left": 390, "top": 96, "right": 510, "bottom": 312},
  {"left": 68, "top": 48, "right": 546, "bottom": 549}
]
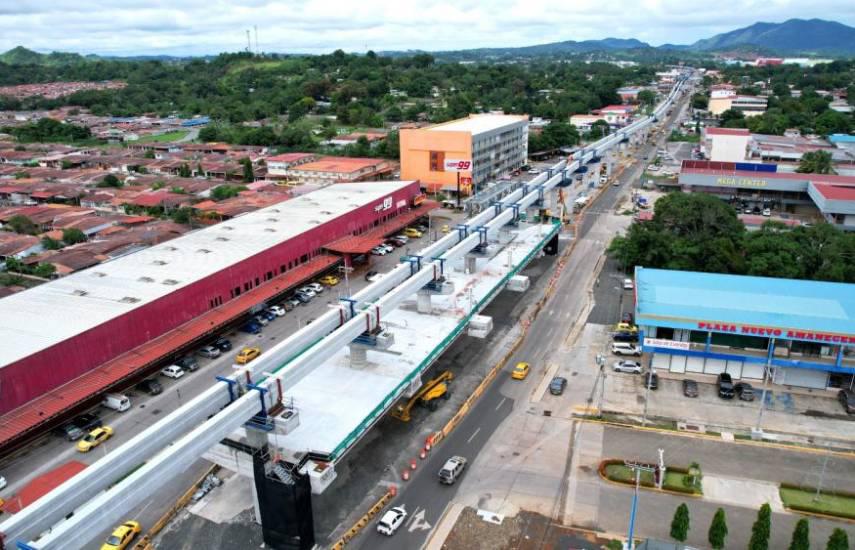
[{"left": 408, "top": 508, "right": 432, "bottom": 532}]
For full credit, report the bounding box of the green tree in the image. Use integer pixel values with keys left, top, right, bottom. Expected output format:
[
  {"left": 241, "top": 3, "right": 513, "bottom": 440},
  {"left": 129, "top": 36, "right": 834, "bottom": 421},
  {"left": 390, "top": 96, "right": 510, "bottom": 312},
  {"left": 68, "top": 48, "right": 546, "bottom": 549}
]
[
  {"left": 692, "top": 93, "right": 709, "bottom": 110},
  {"left": 748, "top": 503, "right": 772, "bottom": 550},
  {"left": 98, "top": 173, "right": 122, "bottom": 188},
  {"left": 826, "top": 528, "right": 849, "bottom": 550},
  {"left": 143, "top": 149, "right": 155, "bottom": 159},
  {"left": 797, "top": 150, "right": 835, "bottom": 175},
  {"left": 41, "top": 236, "right": 63, "bottom": 250},
  {"left": 670, "top": 503, "right": 690, "bottom": 542},
  {"left": 61, "top": 228, "right": 87, "bottom": 245},
  {"left": 590, "top": 119, "right": 610, "bottom": 137},
  {"left": 788, "top": 518, "right": 809, "bottom": 550},
  {"left": 170, "top": 207, "right": 193, "bottom": 224},
  {"left": 6, "top": 215, "right": 39, "bottom": 235},
  {"left": 708, "top": 508, "right": 728, "bottom": 550},
  {"left": 211, "top": 185, "right": 247, "bottom": 201},
  {"left": 637, "top": 90, "right": 656, "bottom": 106},
  {"left": 178, "top": 163, "right": 192, "bottom": 178},
  {"left": 32, "top": 263, "right": 56, "bottom": 278},
  {"left": 240, "top": 157, "right": 254, "bottom": 182},
  {"left": 720, "top": 109, "right": 746, "bottom": 128}
]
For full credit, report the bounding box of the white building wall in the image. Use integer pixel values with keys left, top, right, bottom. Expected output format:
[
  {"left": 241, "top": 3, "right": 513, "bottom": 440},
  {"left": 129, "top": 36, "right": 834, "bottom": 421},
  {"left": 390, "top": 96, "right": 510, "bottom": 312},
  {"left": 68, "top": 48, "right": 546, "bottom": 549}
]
[{"left": 709, "top": 134, "right": 751, "bottom": 162}]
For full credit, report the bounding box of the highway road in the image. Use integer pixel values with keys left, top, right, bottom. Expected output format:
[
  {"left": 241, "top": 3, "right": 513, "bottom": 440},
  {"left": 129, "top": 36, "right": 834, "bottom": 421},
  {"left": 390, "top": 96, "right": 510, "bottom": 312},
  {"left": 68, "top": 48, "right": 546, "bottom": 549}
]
[{"left": 356, "top": 88, "right": 693, "bottom": 550}]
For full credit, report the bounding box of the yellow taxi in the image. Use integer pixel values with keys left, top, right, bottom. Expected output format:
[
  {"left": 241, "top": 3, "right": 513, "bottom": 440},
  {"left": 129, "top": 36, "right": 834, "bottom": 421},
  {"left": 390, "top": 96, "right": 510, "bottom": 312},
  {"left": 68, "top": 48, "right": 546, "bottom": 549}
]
[
  {"left": 511, "top": 362, "right": 530, "bottom": 380},
  {"left": 318, "top": 275, "right": 340, "bottom": 286},
  {"left": 403, "top": 227, "right": 423, "bottom": 238},
  {"left": 101, "top": 520, "right": 141, "bottom": 550},
  {"left": 441, "top": 224, "right": 450, "bottom": 234},
  {"left": 236, "top": 346, "right": 261, "bottom": 365},
  {"left": 77, "top": 426, "right": 114, "bottom": 452},
  {"left": 614, "top": 323, "right": 638, "bottom": 333}
]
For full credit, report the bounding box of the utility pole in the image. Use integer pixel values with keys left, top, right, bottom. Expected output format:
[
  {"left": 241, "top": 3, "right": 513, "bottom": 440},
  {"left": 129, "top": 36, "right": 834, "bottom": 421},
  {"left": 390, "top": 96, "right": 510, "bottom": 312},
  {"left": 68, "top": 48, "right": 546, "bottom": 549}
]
[
  {"left": 814, "top": 453, "right": 829, "bottom": 502},
  {"left": 754, "top": 338, "right": 776, "bottom": 437},
  {"left": 641, "top": 363, "right": 655, "bottom": 427},
  {"left": 624, "top": 461, "right": 656, "bottom": 550}
]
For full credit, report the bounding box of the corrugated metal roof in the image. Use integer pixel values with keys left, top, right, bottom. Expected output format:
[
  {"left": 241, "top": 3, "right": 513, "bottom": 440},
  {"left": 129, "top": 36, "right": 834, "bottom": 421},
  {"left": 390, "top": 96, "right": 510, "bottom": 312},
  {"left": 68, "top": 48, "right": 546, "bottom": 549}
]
[
  {"left": 636, "top": 267, "right": 855, "bottom": 337},
  {"left": 0, "top": 180, "right": 416, "bottom": 369}
]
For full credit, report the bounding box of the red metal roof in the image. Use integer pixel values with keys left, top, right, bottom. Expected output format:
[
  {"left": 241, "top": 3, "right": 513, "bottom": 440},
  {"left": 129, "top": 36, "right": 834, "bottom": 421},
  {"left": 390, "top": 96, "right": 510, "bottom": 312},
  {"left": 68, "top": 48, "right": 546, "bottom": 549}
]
[
  {"left": 267, "top": 152, "right": 315, "bottom": 163},
  {"left": 0, "top": 254, "right": 341, "bottom": 452},
  {"left": 705, "top": 128, "right": 750, "bottom": 136},
  {"left": 681, "top": 167, "right": 855, "bottom": 185},
  {"left": 324, "top": 200, "right": 438, "bottom": 254},
  {"left": 0, "top": 461, "right": 87, "bottom": 514},
  {"left": 812, "top": 183, "right": 855, "bottom": 201}
]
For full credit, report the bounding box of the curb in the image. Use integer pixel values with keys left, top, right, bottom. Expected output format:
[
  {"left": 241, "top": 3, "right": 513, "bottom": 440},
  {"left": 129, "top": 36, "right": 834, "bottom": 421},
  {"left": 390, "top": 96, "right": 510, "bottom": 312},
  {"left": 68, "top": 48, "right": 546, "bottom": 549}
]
[
  {"left": 597, "top": 461, "right": 703, "bottom": 499},
  {"left": 780, "top": 503, "right": 855, "bottom": 524},
  {"left": 575, "top": 417, "right": 855, "bottom": 459}
]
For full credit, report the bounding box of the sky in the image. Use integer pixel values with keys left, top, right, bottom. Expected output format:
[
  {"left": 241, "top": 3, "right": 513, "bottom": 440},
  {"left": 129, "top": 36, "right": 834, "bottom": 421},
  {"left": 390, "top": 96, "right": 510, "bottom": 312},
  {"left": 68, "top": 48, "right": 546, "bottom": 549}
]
[{"left": 1, "top": 0, "right": 854, "bottom": 57}]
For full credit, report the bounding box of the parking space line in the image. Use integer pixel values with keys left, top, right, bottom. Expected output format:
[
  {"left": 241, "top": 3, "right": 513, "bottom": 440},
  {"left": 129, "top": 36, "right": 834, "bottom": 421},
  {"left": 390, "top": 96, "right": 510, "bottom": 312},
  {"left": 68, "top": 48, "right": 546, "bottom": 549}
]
[
  {"left": 467, "top": 427, "right": 481, "bottom": 444},
  {"left": 495, "top": 397, "right": 506, "bottom": 411}
]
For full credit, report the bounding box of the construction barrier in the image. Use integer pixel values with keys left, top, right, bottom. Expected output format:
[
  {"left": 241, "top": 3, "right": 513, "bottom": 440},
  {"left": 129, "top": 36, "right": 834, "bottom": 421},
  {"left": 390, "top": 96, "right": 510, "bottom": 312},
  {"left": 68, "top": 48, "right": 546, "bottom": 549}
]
[
  {"left": 330, "top": 487, "right": 397, "bottom": 549},
  {"left": 132, "top": 465, "right": 219, "bottom": 550}
]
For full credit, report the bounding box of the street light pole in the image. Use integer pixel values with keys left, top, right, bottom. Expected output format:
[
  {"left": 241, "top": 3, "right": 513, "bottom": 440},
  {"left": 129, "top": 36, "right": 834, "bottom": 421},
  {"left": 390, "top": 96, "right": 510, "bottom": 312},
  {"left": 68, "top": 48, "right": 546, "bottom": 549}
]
[{"left": 755, "top": 337, "right": 776, "bottom": 435}]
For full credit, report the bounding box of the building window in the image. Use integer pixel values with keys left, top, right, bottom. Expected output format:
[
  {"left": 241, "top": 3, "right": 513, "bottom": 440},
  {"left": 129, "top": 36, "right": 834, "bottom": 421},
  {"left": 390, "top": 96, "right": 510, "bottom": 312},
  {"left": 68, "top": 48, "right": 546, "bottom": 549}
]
[
  {"left": 255, "top": 277, "right": 260, "bottom": 286},
  {"left": 429, "top": 151, "right": 445, "bottom": 172},
  {"left": 266, "top": 271, "right": 273, "bottom": 281},
  {"left": 300, "top": 254, "right": 308, "bottom": 263},
  {"left": 280, "top": 264, "right": 286, "bottom": 273},
  {"left": 233, "top": 286, "right": 241, "bottom": 298},
  {"left": 244, "top": 282, "right": 251, "bottom": 292}
]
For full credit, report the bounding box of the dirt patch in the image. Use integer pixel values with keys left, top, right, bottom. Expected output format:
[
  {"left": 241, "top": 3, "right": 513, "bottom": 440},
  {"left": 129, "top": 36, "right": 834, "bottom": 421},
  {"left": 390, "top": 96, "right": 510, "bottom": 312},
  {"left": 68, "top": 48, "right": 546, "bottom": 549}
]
[{"left": 442, "top": 507, "right": 616, "bottom": 550}]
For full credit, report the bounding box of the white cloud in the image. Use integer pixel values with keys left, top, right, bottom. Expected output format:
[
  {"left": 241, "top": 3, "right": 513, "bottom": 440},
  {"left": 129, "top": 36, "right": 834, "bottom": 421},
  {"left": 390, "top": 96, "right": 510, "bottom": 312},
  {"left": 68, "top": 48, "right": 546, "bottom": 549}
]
[{"left": 0, "top": 0, "right": 852, "bottom": 56}]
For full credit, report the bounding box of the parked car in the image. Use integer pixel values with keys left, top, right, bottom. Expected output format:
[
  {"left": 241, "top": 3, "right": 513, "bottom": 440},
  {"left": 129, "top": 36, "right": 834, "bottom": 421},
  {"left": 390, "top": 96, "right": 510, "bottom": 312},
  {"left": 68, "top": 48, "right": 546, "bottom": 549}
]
[
  {"left": 441, "top": 224, "right": 451, "bottom": 234},
  {"left": 376, "top": 506, "right": 407, "bottom": 536},
  {"left": 735, "top": 382, "right": 755, "bottom": 401},
  {"left": 281, "top": 300, "right": 296, "bottom": 312},
  {"left": 611, "top": 342, "right": 642, "bottom": 356},
  {"left": 403, "top": 227, "right": 422, "bottom": 238},
  {"left": 371, "top": 246, "right": 388, "bottom": 256},
  {"left": 511, "top": 362, "right": 530, "bottom": 380},
  {"left": 102, "top": 393, "right": 131, "bottom": 412},
  {"left": 0, "top": 476, "right": 6, "bottom": 491},
  {"left": 549, "top": 376, "right": 568, "bottom": 395},
  {"left": 197, "top": 345, "right": 221, "bottom": 359},
  {"left": 253, "top": 314, "right": 269, "bottom": 326},
  {"left": 267, "top": 305, "right": 286, "bottom": 317},
  {"left": 623, "top": 278, "right": 634, "bottom": 290},
  {"left": 101, "top": 520, "right": 141, "bottom": 550},
  {"left": 55, "top": 413, "right": 103, "bottom": 441},
  {"left": 365, "top": 271, "right": 379, "bottom": 282},
  {"left": 294, "top": 292, "right": 312, "bottom": 304},
  {"left": 286, "top": 296, "right": 304, "bottom": 308},
  {"left": 259, "top": 309, "right": 276, "bottom": 322},
  {"left": 161, "top": 365, "right": 185, "bottom": 379},
  {"left": 175, "top": 356, "right": 198, "bottom": 372},
  {"left": 614, "top": 322, "right": 638, "bottom": 333},
  {"left": 318, "top": 275, "right": 339, "bottom": 286},
  {"left": 306, "top": 282, "right": 324, "bottom": 294},
  {"left": 717, "top": 373, "right": 735, "bottom": 399},
  {"left": 136, "top": 378, "right": 163, "bottom": 396},
  {"left": 235, "top": 346, "right": 261, "bottom": 365},
  {"left": 240, "top": 321, "right": 262, "bottom": 334},
  {"left": 682, "top": 379, "right": 699, "bottom": 398},
  {"left": 837, "top": 389, "right": 855, "bottom": 414},
  {"left": 415, "top": 223, "right": 429, "bottom": 232},
  {"left": 298, "top": 287, "right": 317, "bottom": 298},
  {"left": 77, "top": 426, "right": 113, "bottom": 452},
  {"left": 388, "top": 237, "right": 406, "bottom": 247},
  {"left": 613, "top": 361, "right": 642, "bottom": 374},
  {"left": 381, "top": 242, "right": 396, "bottom": 252},
  {"left": 213, "top": 337, "right": 232, "bottom": 352},
  {"left": 438, "top": 456, "right": 468, "bottom": 485},
  {"left": 613, "top": 332, "right": 639, "bottom": 343},
  {"left": 762, "top": 208, "right": 771, "bottom": 217},
  {"left": 644, "top": 372, "right": 659, "bottom": 390}
]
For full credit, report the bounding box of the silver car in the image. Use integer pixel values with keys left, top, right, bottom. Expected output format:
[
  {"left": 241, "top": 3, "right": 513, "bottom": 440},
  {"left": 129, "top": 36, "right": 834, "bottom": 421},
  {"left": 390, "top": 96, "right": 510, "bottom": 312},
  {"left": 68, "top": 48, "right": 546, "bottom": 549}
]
[
  {"left": 612, "top": 360, "right": 642, "bottom": 374},
  {"left": 197, "top": 345, "right": 221, "bottom": 359}
]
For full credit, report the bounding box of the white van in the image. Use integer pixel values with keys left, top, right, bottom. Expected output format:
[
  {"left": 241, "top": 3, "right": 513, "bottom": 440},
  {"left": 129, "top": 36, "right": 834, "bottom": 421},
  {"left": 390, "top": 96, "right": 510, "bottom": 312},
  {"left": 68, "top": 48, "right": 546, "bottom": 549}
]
[
  {"left": 102, "top": 393, "right": 131, "bottom": 412},
  {"left": 611, "top": 342, "right": 642, "bottom": 357}
]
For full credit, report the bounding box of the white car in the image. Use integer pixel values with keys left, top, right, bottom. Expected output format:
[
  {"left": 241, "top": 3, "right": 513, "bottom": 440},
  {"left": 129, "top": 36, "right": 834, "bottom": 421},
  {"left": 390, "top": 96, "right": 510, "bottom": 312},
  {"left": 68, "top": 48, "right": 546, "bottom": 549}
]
[
  {"left": 298, "top": 287, "right": 317, "bottom": 298},
  {"left": 623, "top": 278, "right": 634, "bottom": 290},
  {"left": 527, "top": 168, "right": 541, "bottom": 174},
  {"left": 267, "top": 305, "right": 286, "bottom": 317},
  {"left": 161, "top": 365, "right": 185, "bottom": 379},
  {"left": 613, "top": 361, "right": 643, "bottom": 374},
  {"left": 376, "top": 506, "right": 407, "bottom": 536},
  {"left": 0, "top": 475, "right": 6, "bottom": 491},
  {"left": 762, "top": 208, "right": 771, "bottom": 217},
  {"left": 371, "top": 246, "right": 388, "bottom": 256},
  {"left": 305, "top": 283, "right": 324, "bottom": 294}
]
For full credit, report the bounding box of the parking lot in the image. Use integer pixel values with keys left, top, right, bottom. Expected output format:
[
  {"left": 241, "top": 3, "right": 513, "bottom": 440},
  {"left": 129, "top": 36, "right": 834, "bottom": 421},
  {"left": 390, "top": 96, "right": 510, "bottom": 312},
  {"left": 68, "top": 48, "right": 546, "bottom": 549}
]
[{"left": 0, "top": 210, "right": 464, "bottom": 498}]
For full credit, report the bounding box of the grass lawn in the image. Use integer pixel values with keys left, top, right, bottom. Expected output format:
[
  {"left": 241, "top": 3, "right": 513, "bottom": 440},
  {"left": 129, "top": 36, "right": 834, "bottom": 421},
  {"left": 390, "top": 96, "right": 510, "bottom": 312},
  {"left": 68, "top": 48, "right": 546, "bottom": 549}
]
[
  {"left": 780, "top": 487, "right": 855, "bottom": 519},
  {"left": 140, "top": 130, "right": 189, "bottom": 143},
  {"left": 604, "top": 464, "right": 702, "bottom": 495}
]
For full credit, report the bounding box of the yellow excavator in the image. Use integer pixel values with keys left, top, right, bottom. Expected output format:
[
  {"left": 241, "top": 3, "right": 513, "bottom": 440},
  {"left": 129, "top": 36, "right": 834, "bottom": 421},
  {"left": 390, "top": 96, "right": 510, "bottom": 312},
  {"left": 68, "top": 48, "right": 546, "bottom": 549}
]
[{"left": 392, "top": 371, "right": 453, "bottom": 421}]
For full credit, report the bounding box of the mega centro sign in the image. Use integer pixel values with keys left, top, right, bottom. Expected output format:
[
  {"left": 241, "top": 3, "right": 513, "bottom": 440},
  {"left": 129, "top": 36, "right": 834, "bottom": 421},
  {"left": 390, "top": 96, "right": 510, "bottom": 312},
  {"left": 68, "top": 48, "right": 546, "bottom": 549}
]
[{"left": 697, "top": 322, "right": 855, "bottom": 344}]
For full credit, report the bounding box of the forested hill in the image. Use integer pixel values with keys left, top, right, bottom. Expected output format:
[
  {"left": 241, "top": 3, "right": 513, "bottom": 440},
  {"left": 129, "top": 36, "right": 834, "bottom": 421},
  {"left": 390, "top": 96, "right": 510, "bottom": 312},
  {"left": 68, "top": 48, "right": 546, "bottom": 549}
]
[{"left": 0, "top": 50, "right": 655, "bottom": 126}]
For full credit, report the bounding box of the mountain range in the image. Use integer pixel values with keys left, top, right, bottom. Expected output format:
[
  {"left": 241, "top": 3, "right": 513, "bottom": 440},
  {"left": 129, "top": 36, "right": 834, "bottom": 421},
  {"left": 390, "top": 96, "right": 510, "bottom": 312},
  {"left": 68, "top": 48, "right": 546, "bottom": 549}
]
[{"left": 2, "top": 18, "right": 854, "bottom": 65}]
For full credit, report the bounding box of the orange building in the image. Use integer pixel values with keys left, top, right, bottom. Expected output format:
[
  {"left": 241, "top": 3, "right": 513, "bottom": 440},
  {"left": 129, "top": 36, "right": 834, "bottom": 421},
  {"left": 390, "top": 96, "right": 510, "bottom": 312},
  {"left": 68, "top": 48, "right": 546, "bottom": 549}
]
[{"left": 400, "top": 114, "right": 529, "bottom": 196}]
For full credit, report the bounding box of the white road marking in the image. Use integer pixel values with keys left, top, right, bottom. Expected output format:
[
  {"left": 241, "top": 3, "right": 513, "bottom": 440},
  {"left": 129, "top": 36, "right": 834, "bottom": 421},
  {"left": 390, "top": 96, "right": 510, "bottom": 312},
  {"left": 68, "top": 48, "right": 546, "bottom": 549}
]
[
  {"left": 467, "top": 427, "right": 482, "bottom": 444},
  {"left": 408, "top": 509, "right": 432, "bottom": 532},
  {"left": 495, "top": 397, "right": 506, "bottom": 411}
]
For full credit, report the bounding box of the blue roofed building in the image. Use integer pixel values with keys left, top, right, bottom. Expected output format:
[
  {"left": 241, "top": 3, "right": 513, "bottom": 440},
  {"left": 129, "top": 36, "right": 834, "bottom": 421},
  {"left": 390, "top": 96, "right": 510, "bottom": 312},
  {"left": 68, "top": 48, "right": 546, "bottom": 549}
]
[{"left": 635, "top": 267, "right": 855, "bottom": 389}]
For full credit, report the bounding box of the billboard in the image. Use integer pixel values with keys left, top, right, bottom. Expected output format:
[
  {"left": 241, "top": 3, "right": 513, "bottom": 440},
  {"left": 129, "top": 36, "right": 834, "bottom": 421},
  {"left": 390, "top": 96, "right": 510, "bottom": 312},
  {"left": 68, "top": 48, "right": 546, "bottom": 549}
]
[{"left": 443, "top": 159, "right": 472, "bottom": 172}]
